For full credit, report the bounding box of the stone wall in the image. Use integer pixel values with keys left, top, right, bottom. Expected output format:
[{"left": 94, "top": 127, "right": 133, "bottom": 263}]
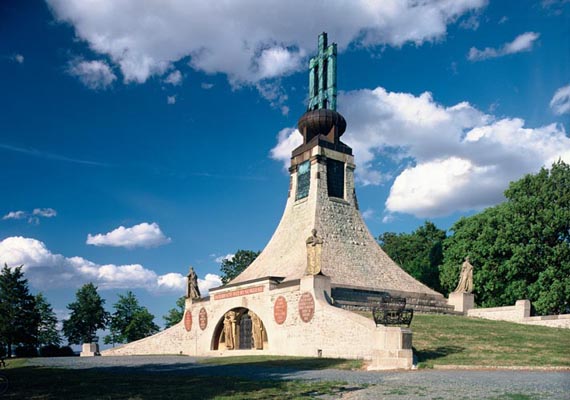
[
  {"left": 102, "top": 321, "right": 187, "bottom": 356},
  {"left": 103, "top": 274, "right": 413, "bottom": 369},
  {"left": 467, "top": 300, "right": 570, "bottom": 329}
]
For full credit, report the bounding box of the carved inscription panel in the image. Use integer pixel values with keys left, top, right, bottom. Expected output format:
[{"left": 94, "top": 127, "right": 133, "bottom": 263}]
[
  {"left": 298, "top": 292, "right": 315, "bottom": 323},
  {"left": 274, "top": 296, "right": 287, "bottom": 325}
]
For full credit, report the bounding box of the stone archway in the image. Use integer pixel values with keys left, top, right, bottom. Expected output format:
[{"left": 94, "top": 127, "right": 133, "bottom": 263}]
[{"left": 211, "top": 307, "right": 267, "bottom": 351}]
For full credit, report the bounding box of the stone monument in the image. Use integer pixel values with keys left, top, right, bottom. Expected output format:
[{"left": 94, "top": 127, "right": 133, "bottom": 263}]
[
  {"left": 102, "top": 33, "right": 455, "bottom": 369},
  {"left": 448, "top": 257, "right": 475, "bottom": 313},
  {"left": 80, "top": 338, "right": 100, "bottom": 357}
]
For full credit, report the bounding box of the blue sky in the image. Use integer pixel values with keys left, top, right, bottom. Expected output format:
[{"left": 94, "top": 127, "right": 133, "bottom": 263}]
[{"left": 1, "top": 0, "right": 569, "bottom": 333}]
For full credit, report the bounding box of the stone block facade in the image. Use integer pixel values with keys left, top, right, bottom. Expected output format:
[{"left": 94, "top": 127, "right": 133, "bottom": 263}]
[{"left": 103, "top": 274, "right": 413, "bottom": 368}]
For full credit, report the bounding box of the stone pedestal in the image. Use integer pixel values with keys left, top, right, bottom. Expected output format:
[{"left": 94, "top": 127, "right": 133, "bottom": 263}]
[
  {"left": 80, "top": 342, "right": 100, "bottom": 357},
  {"left": 367, "top": 326, "right": 413, "bottom": 370},
  {"left": 448, "top": 292, "right": 474, "bottom": 313}
]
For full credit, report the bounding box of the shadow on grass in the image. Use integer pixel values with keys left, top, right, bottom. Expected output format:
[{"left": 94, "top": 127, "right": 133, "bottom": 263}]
[
  {"left": 2, "top": 365, "right": 356, "bottom": 399},
  {"left": 199, "top": 356, "right": 363, "bottom": 370},
  {"left": 414, "top": 345, "right": 465, "bottom": 364}
]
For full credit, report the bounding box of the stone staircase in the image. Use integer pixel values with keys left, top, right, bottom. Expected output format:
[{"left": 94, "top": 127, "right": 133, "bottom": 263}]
[{"left": 331, "top": 286, "right": 462, "bottom": 315}]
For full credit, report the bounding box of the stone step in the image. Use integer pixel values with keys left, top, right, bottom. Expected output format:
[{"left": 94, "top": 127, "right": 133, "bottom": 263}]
[{"left": 331, "top": 287, "right": 458, "bottom": 315}]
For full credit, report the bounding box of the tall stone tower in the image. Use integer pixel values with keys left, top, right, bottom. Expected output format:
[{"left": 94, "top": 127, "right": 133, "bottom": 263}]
[
  {"left": 103, "top": 34, "right": 451, "bottom": 368},
  {"left": 231, "top": 33, "right": 447, "bottom": 312}
]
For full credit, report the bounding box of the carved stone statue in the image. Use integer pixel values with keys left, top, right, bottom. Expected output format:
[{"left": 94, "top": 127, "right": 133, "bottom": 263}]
[
  {"left": 249, "top": 311, "right": 264, "bottom": 350},
  {"left": 223, "top": 311, "right": 236, "bottom": 350},
  {"left": 306, "top": 229, "right": 323, "bottom": 275},
  {"left": 453, "top": 257, "right": 474, "bottom": 294},
  {"left": 186, "top": 267, "right": 200, "bottom": 300}
]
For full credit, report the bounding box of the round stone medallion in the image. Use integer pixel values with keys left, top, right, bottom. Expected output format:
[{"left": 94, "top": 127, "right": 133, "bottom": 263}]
[
  {"left": 298, "top": 292, "right": 315, "bottom": 323},
  {"left": 199, "top": 307, "right": 208, "bottom": 330},
  {"left": 274, "top": 296, "right": 287, "bottom": 325},
  {"left": 184, "top": 310, "right": 192, "bottom": 332}
]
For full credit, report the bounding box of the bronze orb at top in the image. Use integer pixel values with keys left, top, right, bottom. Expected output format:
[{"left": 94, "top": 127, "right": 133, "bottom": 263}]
[{"left": 297, "top": 109, "right": 346, "bottom": 142}]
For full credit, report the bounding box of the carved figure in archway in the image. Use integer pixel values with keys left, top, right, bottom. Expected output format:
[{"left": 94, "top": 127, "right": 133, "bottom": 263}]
[
  {"left": 223, "top": 311, "right": 236, "bottom": 350},
  {"left": 306, "top": 229, "right": 323, "bottom": 275},
  {"left": 249, "top": 311, "right": 264, "bottom": 350},
  {"left": 453, "top": 257, "right": 474, "bottom": 294}
]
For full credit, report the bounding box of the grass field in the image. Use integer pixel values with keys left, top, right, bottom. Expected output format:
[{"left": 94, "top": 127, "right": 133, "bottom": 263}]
[
  {"left": 1, "top": 314, "right": 568, "bottom": 398},
  {"left": 410, "top": 314, "right": 570, "bottom": 368}
]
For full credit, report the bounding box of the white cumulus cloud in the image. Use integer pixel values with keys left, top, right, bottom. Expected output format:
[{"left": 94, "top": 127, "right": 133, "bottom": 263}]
[
  {"left": 550, "top": 84, "right": 570, "bottom": 115},
  {"left": 47, "top": 0, "right": 486, "bottom": 86},
  {"left": 270, "top": 86, "right": 570, "bottom": 217},
  {"left": 167, "top": 95, "right": 177, "bottom": 105},
  {"left": 468, "top": 32, "right": 540, "bottom": 61},
  {"left": 67, "top": 59, "right": 117, "bottom": 89},
  {"left": 199, "top": 273, "right": 223, "bottom": 294},
  {"left": 86, "top": 222, "right": 171, "bottom": 249},
  {"left": 0, "top": 236, "right": 220, "bottom": 295}
]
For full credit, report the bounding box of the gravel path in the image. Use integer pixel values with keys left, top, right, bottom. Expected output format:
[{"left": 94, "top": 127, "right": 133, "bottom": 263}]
[{"left": 28, "top": 356, "right": 570, "bottom": 399}]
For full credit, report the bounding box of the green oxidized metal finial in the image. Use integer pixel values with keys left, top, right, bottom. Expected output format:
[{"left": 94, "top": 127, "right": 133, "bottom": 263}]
[{"left": 308, "top": 32, "right": 337, "bottom": 111}]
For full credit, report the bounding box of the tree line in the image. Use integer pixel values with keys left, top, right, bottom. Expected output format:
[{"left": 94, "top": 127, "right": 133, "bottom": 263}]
[
  {"left": 0, "top": 250, "right": 261, "bottom": 357},
  {"left": 378, "top": 161, "right": 569, "bottom": 315},
  {"left": 0, "top": 267, "right": 172, "bottom": 357}
]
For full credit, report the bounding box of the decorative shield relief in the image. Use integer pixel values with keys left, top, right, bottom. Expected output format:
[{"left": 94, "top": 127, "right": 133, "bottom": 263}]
[{"left": 199, "top": 307, "right": 208, "bottom": 330}]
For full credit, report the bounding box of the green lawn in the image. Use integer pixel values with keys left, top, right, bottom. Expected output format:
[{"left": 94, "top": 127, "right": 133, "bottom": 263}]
[
  {"left": 410, "top": 314, "right": 570, "bottom": 368},
  {"left": 1, "top": 314, "right": 568, "bottom": 398},
  {"left": 0, "top": 361, "right": 354, "bottom": 399}
]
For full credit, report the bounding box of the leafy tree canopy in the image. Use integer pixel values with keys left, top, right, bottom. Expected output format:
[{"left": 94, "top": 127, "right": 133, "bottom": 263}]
[
  {"left": 440, "top": 160, "right": 570, "bottom": 315},
  {"left": 62, "top": 283, "right": 109, "bottom": 345},
  {"left": 378, "top": 221, "right": 446, "bottom": 292},
  {"left": 104, "top": 291, "right": 159, "bottom": 345},
  {"left": 163, "top": 296, "right": 185, "bottom": 329},
  {"left": 220, "top": 250, "right": 260, "bottom": 284},
  {"left": 35, "top": 292, "right": 61, "bottom": 348},
  {"left": 0, "top": 264, "right": 39, "bottom": 357}
]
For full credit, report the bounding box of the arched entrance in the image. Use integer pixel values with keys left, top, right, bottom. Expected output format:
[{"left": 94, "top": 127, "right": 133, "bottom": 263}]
[{"left": 211, "top": 307, "right": 267, "bottom": 351}]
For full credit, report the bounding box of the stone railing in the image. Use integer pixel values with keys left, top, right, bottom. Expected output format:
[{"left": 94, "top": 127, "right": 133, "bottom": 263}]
[{"left": 467, "top": 300, "right": 570, "bottom": 329}]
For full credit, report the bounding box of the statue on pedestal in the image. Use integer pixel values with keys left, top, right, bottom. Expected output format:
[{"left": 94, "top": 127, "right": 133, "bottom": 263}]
[
  {"left": 306, "top": 229, "right": 323, "bottom": 275},
  {"left": 453, "top": 257, "right": 474, "bottom": 294},
  {"left": 186, "top": 267, "right": 201, "bottom": 300}
]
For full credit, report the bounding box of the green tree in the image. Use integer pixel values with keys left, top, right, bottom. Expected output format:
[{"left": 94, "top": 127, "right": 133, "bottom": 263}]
[
  {"left": 163, "top": 296, "right": 185, "bottom": 329},
  {"left": 62, "top": 283, "right": 109, "bottom": 345},
  {"left": 440, "top": 161, "right": 570, "bottom": 315},
  {"left": 35, "top": 292, "right": 61, "bottom": 349},
  {"left": 104, "top": 291, "right": 159, "bottom": 345},
  {"left": 378, "top": 221, "right": 446, "bottom": 292},
  {"left": 0, "top": 264, "right": 39, "bottom": 357},
  {"left": 220, "top": 250, "right": 260, "bottom": 284}
]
